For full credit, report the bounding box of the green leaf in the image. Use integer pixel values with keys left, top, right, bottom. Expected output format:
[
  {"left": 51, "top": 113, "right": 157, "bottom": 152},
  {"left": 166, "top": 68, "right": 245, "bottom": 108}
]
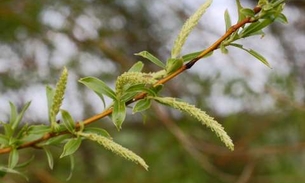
[
  {"left": 112, "top": 100, "right": 126, "bottom": 130},
  {"left": 224, "top": 9, "right": 232, "bottom": 31},
  {"left": 15, "top": 123, "right": 30, "bottom": 139},
  {"left": 83, "top": 127, "right": 111, "bottom": 138},
  {"left": 43, "top": 147, "right": 54, "bottom": 170},
  {"left": 133, "top": 98, "right": 151, "bottom": 113},
  {"left": 46, "top": 85, "right": 55, "bottom": 122},
  {"left": 182, "top": 51, "right": 213, "bottom": 62},
  {"left": 166, "top": 58, "right": 183, "bottom": 75},
  {"left": 0, "top": 134, "right": 9, "bottom": 147},
  {"left": 120, "top": 92, "right": 137, "bottom": 103},
  {"left": 240, "top": 8, "right": 255, "bottom": 18},
  {"left": 135, "top": 51, "right": 165, "bottom": 68},
  {"left": 2, "top": 123, "right": 13, "bottom": 137},
  {"left": 79, "top": 77, "right": 116, "bottom": 107},
  {"left": 42, "top": 134, "right": 71, "bottom": 146},
  {"left": 236, "top": 0, "right": 246, "bottom": 23},
  {"left": 220, "top": 43, "right": 228, "bottom": 54},
  {"left": 125, "top": 84, "right": 157, "bottom": 97},
  {"left": 171, "top": 0, "right": 213, "bottom": 58},
  {"left": 8, "top": 148, "right": 19, "bottom": 168},
  {"left": 248, "top": 49, "right": 271, "bottom": 68},
  {"left": 230, "top": 43, "right": 271, "bottom": 68},
  {"left": 28, "top": 125, "right": 51, "bottom": 134},
  {"left": 240, "top": 19, "right": 272, "bottom": 38},
  {"left": 275, "top": 13, "right": 288, "bottom": 24},
  {"left": 151, "top": 85, "right": 164, "bottom": 95},
  {"left": 15, "top": 155, "right": 35, "bottom": 168},
  {"left": 128, "top": 61, "right": 144, "bottom": 72},
  {"left": 13, "top": 101, "right": 31, "bottom": 130},
  {"left": 0, "top": 166, "right": 28, "bottom": 181},
  {"left": 66, "top": 155, "right": 75, "bottom": 181},
  {"left": 19, "top": 134, "right": 45, "bottom": 144},
  {"left": 60, "top": 137, "right": 82, "bottom": 158},
  {"left": 182, "top": 51, "right": 200, "bottom": 62},
  {"left": 61, "top": 110, "right": 76, "bottom": 133},
  {"left": 9, "top": 102, "right": 17, "bottom": 128}
]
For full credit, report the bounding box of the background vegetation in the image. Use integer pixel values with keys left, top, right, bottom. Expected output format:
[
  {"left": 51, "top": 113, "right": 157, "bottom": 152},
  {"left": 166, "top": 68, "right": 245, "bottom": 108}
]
[{"left": 0, "top": 0, "right": 304, "bottom": 183}]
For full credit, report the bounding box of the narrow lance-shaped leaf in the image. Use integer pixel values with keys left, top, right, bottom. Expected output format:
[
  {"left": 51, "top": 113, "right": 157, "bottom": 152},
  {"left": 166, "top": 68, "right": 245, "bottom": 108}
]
[
  {"left": 46, "top": 85, "right": 54, "bottom": 123},
  {"left": 0, "top": 134, "right": 9, "bottom": 146},
  {"left": 60, "top": 137, "right": 82, "bottom": 158},
  {"left": 248, "top": 49, "right": 271, "bottom": 68},
  {"left": 112, "top": 100, "right": 126, "bottom": 130},
  {"left": 66, "top": 155, "right": 75, "bottom": 181},
  {"left": 153, "top": 97, "right": 234, "bottom": 150},
  {"left": 128, "top": 61, "right": 144, "bottom": 72},
  {"left": 78, "top": 132, "right": 148, "bottom": 170},
  {"left": 240, "top": 8, "right": 255, "bottom": 18},
  {"left": 125, "top": 84, "right": 157, "bottom": 97},
  {"left": 9, "top": 102, "right": 17, "bottom": 128},
  {"left": 2, "top": 123, "right": 13, "bottom": 138},
  {"left": 8, "top": 148, "right": 19, "bottom": 169},
  {"left": 42, "top": 134, "right": 71, "bottom": 146},
  {"left": 15, "top": 155, "right": 35, "bottom": 168},
  {"left": 166, "top": 58, "right": 183, "bottom": 75},
  {"left": 230, "top": 43, "right": 271, "bottom": 68},
  {"left": 0, "top": 167, "right": 29, "bottom": 181},
  {"left": 236, "top": 0, "right": 246, "bottom": 23},
  {"left": 79, "top": 76, "right": 116, "bottom": 108},
  {"left": 43, "top": 147, "right": 54, "bottom": 170},
  {"left": 12, "top": 101, "right": 31, "bottom": 130},
  {"left": 182, "top": 50, "right": 213, "bottom": 62},
  {"left": 240, "top": 19, "right": 272, "bottom": 38},
  {"left": 83, "top": 127, "right": 111, "bottom": 138},
  {"left": 224, "top": 9, "right": 232, "bottom": 31},
  {"left": 171, "top": 0, "right": 213, "bottom": 58},
  {"left": 133, "top": 98, "right": 152, "bottom": 114},
  {"left": 135, "top": 51, "right": 165, "bottom": 69},
  {"left": 61, "top": 110, "right": 76, "bottom": 133},
  {"left": 275, "top": 13, "right": 288, "bottom": 24},
  {"left": 27, "top": 125, "right": 51, "bottom": 134}
]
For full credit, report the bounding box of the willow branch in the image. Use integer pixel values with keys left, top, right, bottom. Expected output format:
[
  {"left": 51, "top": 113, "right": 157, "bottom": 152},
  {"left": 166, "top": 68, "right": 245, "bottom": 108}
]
[{"left": 0, "top": 6, "right": 262, "bottom": 154}]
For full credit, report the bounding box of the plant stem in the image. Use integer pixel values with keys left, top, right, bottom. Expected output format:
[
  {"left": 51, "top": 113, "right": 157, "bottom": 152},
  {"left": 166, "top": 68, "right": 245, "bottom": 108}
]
[{"left": 0, "top": 6, "right": 262, "bottom": 154}]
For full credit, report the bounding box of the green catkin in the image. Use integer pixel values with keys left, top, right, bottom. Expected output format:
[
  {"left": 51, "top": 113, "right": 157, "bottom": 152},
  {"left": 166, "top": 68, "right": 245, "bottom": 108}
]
[
  {"left": 51, "top": 67, "right": 68, "bottom": 124},
  {"left": 79, "top": 132, "right": 148, "bottom": 170},
  {"left": 115, "top": 72, "right": 157, "bottom": 97},
  {"left": 153, "top": 97, "right": 234, "bottom": 150},
  {"left": 171, "top": 0, "right": 213, "bottom": 58}
]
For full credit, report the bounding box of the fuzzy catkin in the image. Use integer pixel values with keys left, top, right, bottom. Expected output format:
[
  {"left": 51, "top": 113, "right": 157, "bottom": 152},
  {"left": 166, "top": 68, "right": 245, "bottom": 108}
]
[
  {"left": 51, "top": 67, "right": 68, "bottom": 121},
  {"left": 171, "top": 0, "right": 213, "bottom": 58},
  {"left": 115, "top": 72, "right": 157, "bottom": 97},
  {"left": 153, "top": 97, "right": 234, "bottom": 150},
  {"left": 79, "top": 132, "right": 149, "bottom": 170}
]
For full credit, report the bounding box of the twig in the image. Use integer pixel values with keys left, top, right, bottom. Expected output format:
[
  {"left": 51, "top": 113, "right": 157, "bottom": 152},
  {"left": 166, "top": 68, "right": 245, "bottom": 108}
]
[{"left": 0, "top": 6, "right": 262, "bottom": 154}]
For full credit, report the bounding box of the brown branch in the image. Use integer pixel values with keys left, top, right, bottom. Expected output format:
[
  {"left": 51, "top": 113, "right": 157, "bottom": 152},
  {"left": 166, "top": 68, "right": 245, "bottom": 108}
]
[{"left": 0, "top": 6, "right": 262, "bottom": 154}]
